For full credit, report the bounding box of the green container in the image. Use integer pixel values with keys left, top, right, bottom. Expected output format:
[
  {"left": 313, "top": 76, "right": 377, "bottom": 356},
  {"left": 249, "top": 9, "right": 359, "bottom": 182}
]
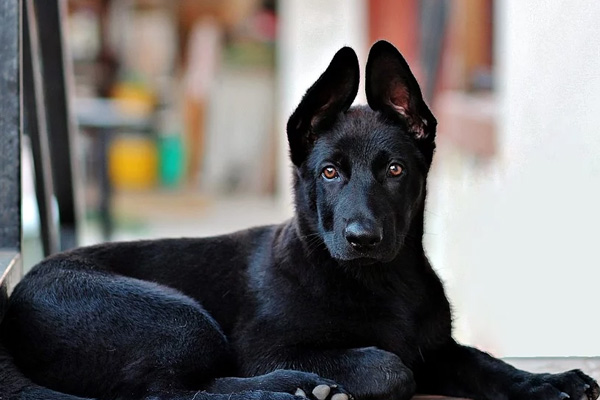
[{"left": 158, "top": 133, "right": 185, "bottom": 187}]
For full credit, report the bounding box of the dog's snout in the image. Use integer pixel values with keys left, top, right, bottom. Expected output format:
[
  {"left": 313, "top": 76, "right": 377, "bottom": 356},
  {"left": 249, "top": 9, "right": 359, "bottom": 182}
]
[{"left": 344, "top": 220, "right": 383, "bottom": 250}]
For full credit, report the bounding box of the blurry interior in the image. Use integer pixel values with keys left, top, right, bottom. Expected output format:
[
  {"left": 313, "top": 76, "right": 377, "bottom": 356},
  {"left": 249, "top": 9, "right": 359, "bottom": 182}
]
[{"left": 21, "top": 0, "right": 600, "bottom": 358}]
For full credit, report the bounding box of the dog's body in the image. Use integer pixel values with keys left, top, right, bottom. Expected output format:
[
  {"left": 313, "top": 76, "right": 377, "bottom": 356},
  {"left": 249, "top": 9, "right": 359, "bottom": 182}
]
[{"left": 0, "top": 41, "right": 598, "bottom": 400}]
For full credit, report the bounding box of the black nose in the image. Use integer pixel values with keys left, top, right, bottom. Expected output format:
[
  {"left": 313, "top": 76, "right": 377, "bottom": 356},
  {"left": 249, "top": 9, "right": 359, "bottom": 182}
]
[{"left": 344, "top": 220, "right": 383, "bottom": 250}]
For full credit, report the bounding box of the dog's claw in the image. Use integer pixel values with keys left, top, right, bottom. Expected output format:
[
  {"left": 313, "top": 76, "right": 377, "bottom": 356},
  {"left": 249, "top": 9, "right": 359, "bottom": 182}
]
[
  {"left": 312, "top": 385, "right": 331, "bottom": 400},
  {"left": 331, "top": 394, "right": 349, "bottom": 400},
  {"left": 559, "top": 392, "right": 570, "bottom": 399},
  {"left": 295, "top": 388, "right": 307, "bottom": 398}
]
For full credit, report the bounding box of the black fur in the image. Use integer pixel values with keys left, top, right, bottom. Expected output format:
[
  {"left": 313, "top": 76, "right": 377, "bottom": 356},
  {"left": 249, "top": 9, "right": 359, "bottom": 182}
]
[{"left": 0, "top": 41, "right": 598, "bottom": 400}]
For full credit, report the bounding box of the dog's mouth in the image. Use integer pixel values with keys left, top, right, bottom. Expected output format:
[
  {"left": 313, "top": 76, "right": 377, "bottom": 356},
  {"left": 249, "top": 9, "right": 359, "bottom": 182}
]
[{"left": 328, "top": 245, "right": 398, "bottom": 265}]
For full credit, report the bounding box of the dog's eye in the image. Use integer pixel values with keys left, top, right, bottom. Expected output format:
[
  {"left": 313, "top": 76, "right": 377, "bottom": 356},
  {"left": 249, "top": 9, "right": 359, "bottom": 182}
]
[
  {"left": 322, "top": 166, "right": 339, "bottom": 180},
  {"left": 388, "top": 163, "right": 404, "bottom": 177}
]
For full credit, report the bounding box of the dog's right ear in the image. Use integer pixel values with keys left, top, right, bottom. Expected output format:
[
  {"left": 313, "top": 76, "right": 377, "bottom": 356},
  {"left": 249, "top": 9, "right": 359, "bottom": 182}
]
[{"left": 287, "top": 47, "right": 360, "bottom": 166}]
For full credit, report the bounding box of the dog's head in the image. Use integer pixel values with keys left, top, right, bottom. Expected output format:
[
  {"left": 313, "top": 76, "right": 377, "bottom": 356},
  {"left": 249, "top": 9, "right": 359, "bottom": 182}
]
[{"left": 288, "top": 41, "right": 437, "bottom": 265}]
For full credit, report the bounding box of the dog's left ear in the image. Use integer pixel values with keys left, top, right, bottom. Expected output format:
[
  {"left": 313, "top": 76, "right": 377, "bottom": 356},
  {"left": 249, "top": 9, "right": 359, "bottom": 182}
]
[
  {"left": 366, "top": 40, "right": 437, "bottom": 145},
  {"left": 287, "top": 47, "right": 360, "bottom": 166}
]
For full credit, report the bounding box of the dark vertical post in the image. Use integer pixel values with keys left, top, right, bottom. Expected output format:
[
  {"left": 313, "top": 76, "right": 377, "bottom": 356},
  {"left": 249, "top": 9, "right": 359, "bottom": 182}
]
[
  {"left": 0, "top": 0, "right": 22, "bottom": 252},
  {"left": 33, "top": 0, "right": 79, "bottom": 250},
  {"left": 0, "top": 0, "right": 23, "bottom": 303},
  {"left": 23, "top": 0, "right": 59, "bottom": 256}
]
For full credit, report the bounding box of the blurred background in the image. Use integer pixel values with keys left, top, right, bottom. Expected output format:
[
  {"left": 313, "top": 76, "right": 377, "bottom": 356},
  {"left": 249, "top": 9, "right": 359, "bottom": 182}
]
[{"left": 21, "top": 0, "right": 600, "bottom": 358}]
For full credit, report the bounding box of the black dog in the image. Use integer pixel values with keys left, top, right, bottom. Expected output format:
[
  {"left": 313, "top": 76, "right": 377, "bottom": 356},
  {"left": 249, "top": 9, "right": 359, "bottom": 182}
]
[{"left": 1, "top": 41, "right": 598, "bottom": 400}]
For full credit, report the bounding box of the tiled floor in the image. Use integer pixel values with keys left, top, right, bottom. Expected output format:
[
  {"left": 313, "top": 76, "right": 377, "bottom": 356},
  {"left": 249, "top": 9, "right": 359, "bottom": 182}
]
[{"left": 88, "top": 190, "right": 291, "bottom": 243}]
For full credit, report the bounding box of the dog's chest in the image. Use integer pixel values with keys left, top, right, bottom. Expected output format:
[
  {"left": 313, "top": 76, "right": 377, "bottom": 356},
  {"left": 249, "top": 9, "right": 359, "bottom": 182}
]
[{"left": 289, "top": 283, "right": 443, "bottom": 362}]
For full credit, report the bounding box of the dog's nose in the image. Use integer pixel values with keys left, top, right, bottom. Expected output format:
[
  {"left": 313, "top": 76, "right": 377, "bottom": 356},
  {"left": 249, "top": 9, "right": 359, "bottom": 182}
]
[{"left": 344, "top": 221, "right": 383, "bottom": 250}]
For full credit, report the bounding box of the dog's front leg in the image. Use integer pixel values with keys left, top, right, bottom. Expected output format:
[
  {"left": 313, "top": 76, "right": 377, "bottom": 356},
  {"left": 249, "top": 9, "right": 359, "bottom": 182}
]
[
  {"left": 415, "top": 339, "right": 599, "bottom": 400},
  {"left": 246, "top": 347, "right": 415, "bottom": 400}
]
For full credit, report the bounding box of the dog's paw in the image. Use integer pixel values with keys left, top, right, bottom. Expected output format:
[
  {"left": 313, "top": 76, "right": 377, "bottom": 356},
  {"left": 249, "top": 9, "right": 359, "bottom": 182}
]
[
  {"left": 512, "top": 370, "right": 599, "bottom": 400},
  {"left": 264, "top": 370, "right": 351, "bottom": 400},
  {"left": 294, "top": 384, "right": 349, "bottom": 400}
]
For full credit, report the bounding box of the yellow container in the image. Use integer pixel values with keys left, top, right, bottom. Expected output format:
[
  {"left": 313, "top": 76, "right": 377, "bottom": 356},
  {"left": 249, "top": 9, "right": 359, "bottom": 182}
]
[{"left": 109, "top": 135, "right": 158, "bottom": 190}]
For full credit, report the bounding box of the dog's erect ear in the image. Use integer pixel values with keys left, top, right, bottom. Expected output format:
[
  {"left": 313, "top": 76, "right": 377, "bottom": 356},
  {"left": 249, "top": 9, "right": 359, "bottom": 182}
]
[
  {"left": 287, "top": 47, "right": 360, "bottom": 166},
  {"left": 366, "top": 40, "right": 436, "bottom": 143}
]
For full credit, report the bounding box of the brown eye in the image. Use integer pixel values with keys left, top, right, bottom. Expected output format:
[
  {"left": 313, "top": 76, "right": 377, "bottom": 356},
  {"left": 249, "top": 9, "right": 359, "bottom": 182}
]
[
  {"left": 322, "top": 166, "right": 339, "bottom": 180},
  {"left": 388, "top": 163, "right": 403, "bottom": 177}
]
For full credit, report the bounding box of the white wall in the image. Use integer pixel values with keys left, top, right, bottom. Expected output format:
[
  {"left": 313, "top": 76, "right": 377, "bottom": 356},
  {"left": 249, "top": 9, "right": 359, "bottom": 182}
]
[
  {"left": 276, "top": 0, "right": 367, "bottom": 210},
  {"left": 432, "top": 0, "right": 600, "bottom": 356}
]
